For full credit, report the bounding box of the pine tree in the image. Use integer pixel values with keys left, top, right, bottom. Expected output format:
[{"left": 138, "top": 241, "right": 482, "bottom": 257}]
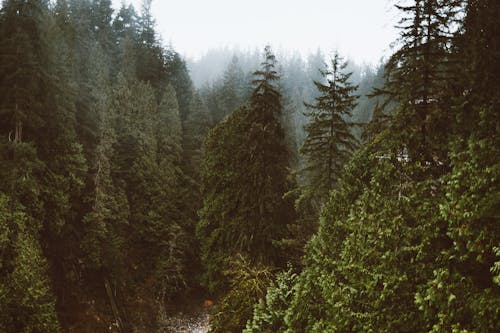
[
  {"left": 90, "top": 0, "right": 114, "bottom": 54},
  {"left": 383, "top": 0, "right": 464, "bottom": 162},
  {"left": 135, "top": 0, "right": 165, "bottom": 93},
  {"left": 198, "top": 46, "right": 295, "bottom": 293},
  {"left": 215, "top": 55, "right": 246, "bottom": 122},
  {"left": 0, "top": 0, "right": 49, "bottom": 143},
  {"left": 0, "top": 195, "right": 61, "bottom": 333},
  {"left": 301, "top": 53, "right": 359, "bottom": 203},
  {"left": 112, "top": 3, "right": 138, "bottom": 78}
]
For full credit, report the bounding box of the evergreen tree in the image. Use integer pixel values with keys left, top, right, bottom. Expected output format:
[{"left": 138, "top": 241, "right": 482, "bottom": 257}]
[
  {"left": 166, "top": 49, "right": 195, "bottom": 121},
  {"left": 383, "top": 0, "right": 464, "bottom": 162},
  {"left": 112, "top": 3, "right": 138, "bottom": 78},
  {"left": 0, "top": 195, "right": 60, "bottom": 333},
  {"left": 182, "top": 91, "right": 211, "bottom": 177},
  {"left": 245, "top": 2, "right": 500, "bottom": 332},
  {"left": 215, "top": 55, "right": 246, "bottom": 123},
  {"left": 301, "top": 53, "right": 359, "bottom": 203},
  {"left": 198, "top": 46, "right": 295, "bottom": 293},
  {"left": 244, "top": 267, "right": 297, "bottom": 333},
  {"left": 90, "top": 0, "right": 114, "bottom": 55},
  {"left": 135, "top": 0, "right": 165, "bottom": 93},
  {"left": 0, "top": 0, "right": 49, "bottom": 143}
]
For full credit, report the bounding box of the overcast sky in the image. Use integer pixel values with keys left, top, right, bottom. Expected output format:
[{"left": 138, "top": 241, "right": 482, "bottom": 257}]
[{"left": 113, "top": 0, "right": 399, "bottom": 65}]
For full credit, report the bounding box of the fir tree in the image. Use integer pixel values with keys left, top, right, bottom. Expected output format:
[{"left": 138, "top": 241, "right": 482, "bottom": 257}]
[
  {"left": 215, "top": 55, "right": 246, "bottom": 123},
  {"left": 301, "top": 53, "right": 359, "bottom": 203},
  {"left": 198, "top": 46, "right": 295, "bottom": 293},
  {"left": 0, "top": 195, "right": 61, "bottom": 333},
  {"left": 0, "top": 0, "right": 49, "bottom": 143},
  {"left": 383, "top": 0, "right": 464, "bottom": 162}
]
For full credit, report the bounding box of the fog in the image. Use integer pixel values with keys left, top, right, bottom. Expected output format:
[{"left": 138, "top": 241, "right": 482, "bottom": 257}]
[{"left": 113, "top": 0, "right": 398, "bottom": 65}]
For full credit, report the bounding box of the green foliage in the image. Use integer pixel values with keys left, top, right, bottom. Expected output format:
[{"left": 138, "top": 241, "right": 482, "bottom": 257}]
[
  {"left": 244, "top": 267, "right": 297, "bottom": 333},
  {"left": 209, "top": 255, "right": 273, "bottom": 333},
  {"left": 0, "top": 0, "right": 204, "bottom": 330},
  {"left": 414, "top": 106, "right": 500, "bottom": 332},
  {"left": 0, "top": 194, "right": 61, "bottom": 333},
  {"left": 301, "top": 52, "right": 359, "bottom": 203},
  {"left": 198, "top": 47, "right": 295, "bottom": 294},
  {"left": 285, "top": 139, "right": 435, "bottom": 332},
  {"left": 382, "top": 0, "right": 464, "bottom": 161},
  {"left": 0, "top": 0, "right": 498, "bottom": 331},
  {"left": 244, "top": 3, "right": 499, "bottom": 333}
]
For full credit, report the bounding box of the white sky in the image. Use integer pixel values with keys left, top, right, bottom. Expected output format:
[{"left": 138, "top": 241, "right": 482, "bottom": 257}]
[{"left": 113, "top": 0, "right": 399, "bottom": 65}]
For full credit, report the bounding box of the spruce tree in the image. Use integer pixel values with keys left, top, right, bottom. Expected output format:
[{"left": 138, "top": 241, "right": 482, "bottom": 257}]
[
  {"left": 216, "top": 55, "right": 246, "bottom": 122},
  {"left": 384, "top": 0, "right": 464, "bottom": 162},
  {"left": 0, "top": 195, "right": 60, "bottom": 333},
  {"left": 198, "top": 46, "right": 294, "bottom": 293},
  {"left": 0, "top": 0, "right": 49, "bottom": 143},
  {"left": 301, "top": 53, "right": 359, "bottom": 203},
  {"left": 135, "top": 0, "right": 165, "bottom": 93}
]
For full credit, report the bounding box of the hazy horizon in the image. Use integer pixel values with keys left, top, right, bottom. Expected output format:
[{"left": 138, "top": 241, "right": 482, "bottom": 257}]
[{"left": 113, "top": 0, "right": 399, "bottom": 65}]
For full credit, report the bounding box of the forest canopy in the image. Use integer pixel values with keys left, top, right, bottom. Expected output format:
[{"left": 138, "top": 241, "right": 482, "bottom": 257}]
[{"left": 0, "top": 0, "right": 498, "bottom": 332}]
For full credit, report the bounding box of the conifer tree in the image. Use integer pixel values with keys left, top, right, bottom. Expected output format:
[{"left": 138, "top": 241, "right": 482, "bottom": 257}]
[
  {"left": 135, "top": 0, "right": 165, "bottom": 93},
  {"left": 383, "top": 0, "right": 464, "bottom": 162},
  {"left": 112, "top": 3, "right": 138, "bottom": 78},
  {"left": 301, "top": 53, "right": 359, "bottom": 203},
  {"left": 0, "top": 0, "right": 49, "bottom": 143},
  {"left": 90, "top": 0, "right": 114, "bottom": 54},
  {"left": 216, "top": 55, "right": 246, "bottom": 122},
  {"left": 198, "top": 46, "right": 294, "bottom": 293},
  {"left": 166, "top": 50, "right": 195, "bottom": 121},
  {"left": 0, "top": 195, "right": 60, "bottom": 333}
]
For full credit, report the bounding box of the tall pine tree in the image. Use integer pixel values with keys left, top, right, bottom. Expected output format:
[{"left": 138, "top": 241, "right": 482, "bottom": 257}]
[
  {"left": 198, "top": 46, "right": 295, "bottom": 293},
  {"left": 301, "top": 53, "right": 359, "bottom": 203}
]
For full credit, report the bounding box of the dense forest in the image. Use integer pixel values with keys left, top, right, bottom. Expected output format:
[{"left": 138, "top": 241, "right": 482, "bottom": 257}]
[{"left": 0, "top": 0, "right": 498, "bottom": 332}]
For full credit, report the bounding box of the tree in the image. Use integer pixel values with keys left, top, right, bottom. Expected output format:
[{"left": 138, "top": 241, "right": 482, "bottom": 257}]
[
  {"left": 198, "top": 46, "right": 295, "bottom": 294},
  {"left": 300, "top": 53, "right": 359, "bottom": 203},
  {"left": 0, "top": 0, "right": 49, "bottom": 143},
  {"left": 209, "top": 255, "right": 273, "bottom": 333},
  {"left": 90, "top": 0, "right": 114, "bottom": 56},
  {"left": 135, "top": 0, "right": 165, "bottom": 93},
  {"left": 112, "top": 3, "right": 138, "bottom": 78},
  {"left": 246, "top": 2, "right": 500, "bottom": 332},
  {"left": 383, "top": 0, "right": 464, "bottom": 162},
  {"left": 215, "top": 55, "right": 247, "bottom": 123},
  {"left": 0, "top": 195, "right": 61, "bottom": 333},
  {"left": 244, "top": 267, "right": 297, "bottom": 333}
]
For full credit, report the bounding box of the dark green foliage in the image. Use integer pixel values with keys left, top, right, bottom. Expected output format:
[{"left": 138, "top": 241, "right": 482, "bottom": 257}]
[
  {"left": 417, "top": 105, "right": 499, "bottom": 332},
  {"left": 300, "top": 53, "right": 359, "bottom": 203},
  {"left": 1, "top": 0, "right": 498, "bottom": 331},
  {"left": 198, "top": 47, "right": 298, "bottom": 333},
  {"left": 205, "top": 55, "right": 248, "bottom": 123},
  {"left": 198, "top": 47, "right": 295, "bottom": 296},
  {"left": 0, "top": 194, "right": 60, "bottom": 333},
  {"left": 0, "top": 0, "right": 204, "bottom": 330},
  {"left": 383, "top": 0, "right": 464, "bottom": 162},
  {"left": 244, "top": 267, "right": 297, "bottom": 333},
  {"left": 244, "top": 2, "right": 500, "bottom": 332},
  {"left": 0, "top": 0, "right": 49, "bottom": 143},
  {"left": 209, "top": 255, "right": 273, "bottom": 333}
]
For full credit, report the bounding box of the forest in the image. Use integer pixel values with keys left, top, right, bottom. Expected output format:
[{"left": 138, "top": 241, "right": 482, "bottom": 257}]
[{"left": 0, "top": 0, "right": 498, "bottom": 332}]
